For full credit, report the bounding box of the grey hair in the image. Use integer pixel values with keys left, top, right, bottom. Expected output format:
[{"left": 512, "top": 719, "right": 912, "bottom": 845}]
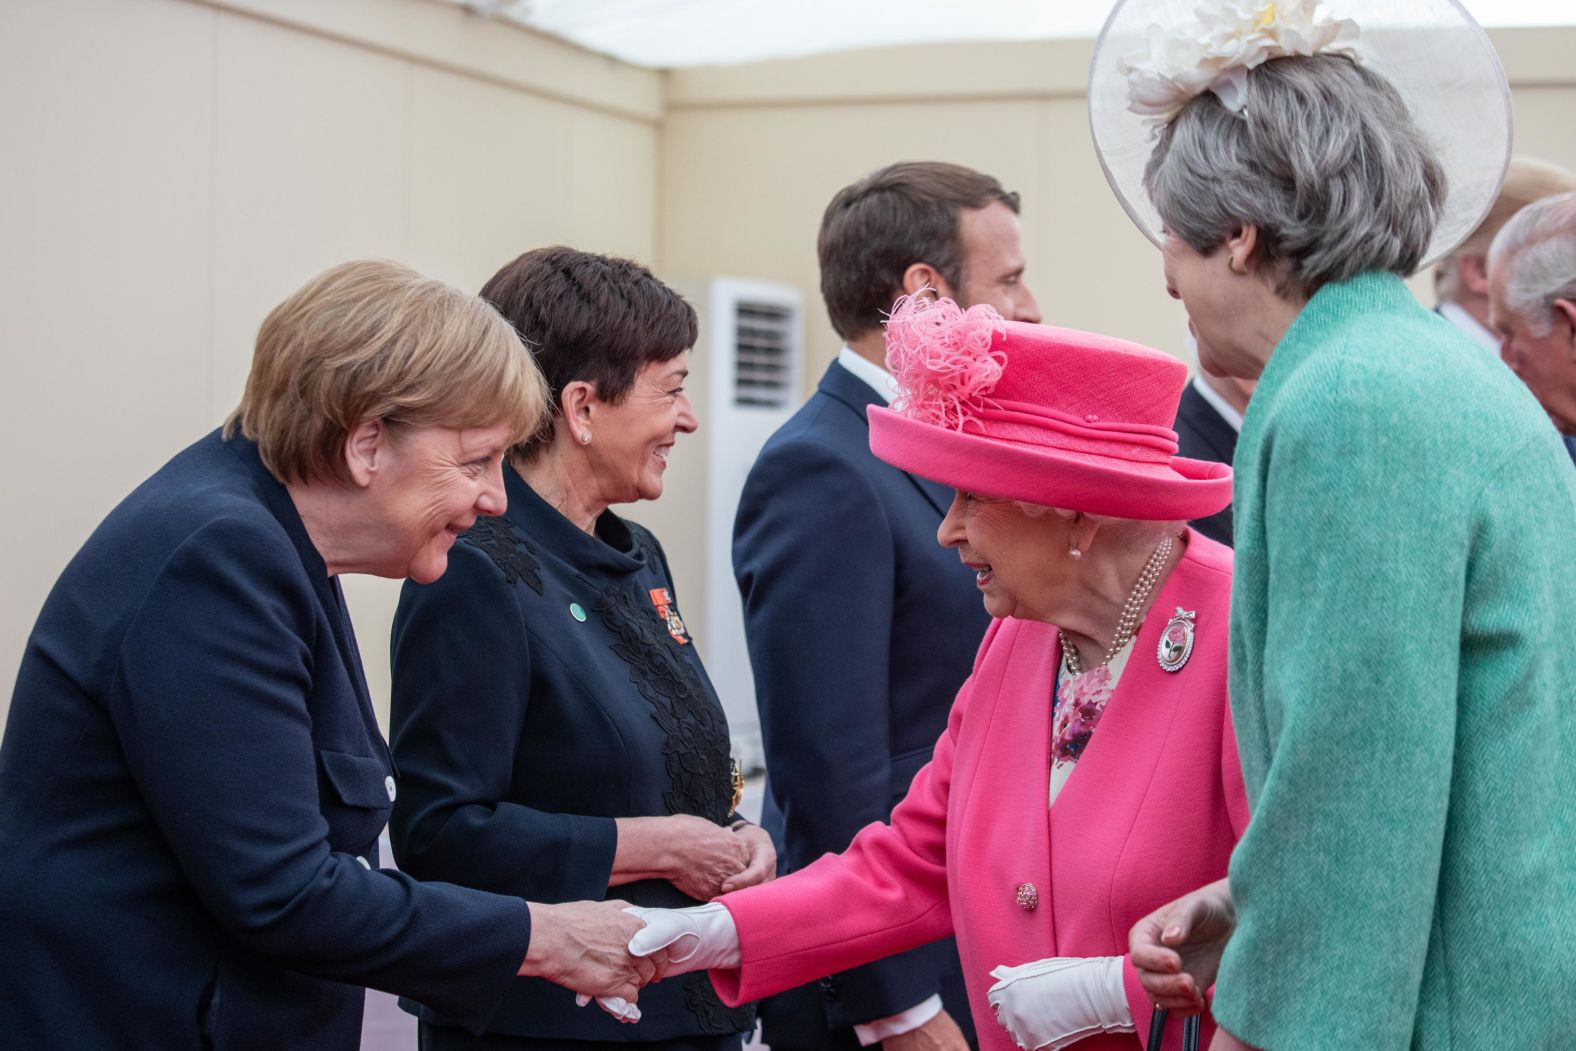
[
  {"left": 1488, "top": 191, "right": 1576, "bottom": 338},
  {"left": 1144, "top": 54, "right": 1446, "bottom": 300}
]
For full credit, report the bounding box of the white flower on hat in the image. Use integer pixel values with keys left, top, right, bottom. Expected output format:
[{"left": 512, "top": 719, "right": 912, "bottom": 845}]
[{"left": 1118, "top": 0, "right": 1360, "bottom": 125}]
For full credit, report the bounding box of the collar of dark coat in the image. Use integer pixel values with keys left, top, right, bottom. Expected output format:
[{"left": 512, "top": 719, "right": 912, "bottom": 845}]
[
  {"left": 219, "top": 430, "right": 383, "bottom": 746},
  {"left": 222, "top": 430, "right": 332, "bottom": 582},
  {"left": 817, "top": 357, "right": 882, "bottom": 420},
  {"left": 500, "top": 461, "right": 648, "bottom": 579},
  {"left": 818, "top": 359, "right": 953, "bottom": 515}
]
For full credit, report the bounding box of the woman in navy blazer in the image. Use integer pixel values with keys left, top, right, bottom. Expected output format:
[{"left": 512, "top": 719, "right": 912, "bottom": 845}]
[
  {"left": 0, "top": 260, "right": 651, "bottom": 1049},
  {"left": 389, "top": 247, "right": 774, "bottom": 1051}
]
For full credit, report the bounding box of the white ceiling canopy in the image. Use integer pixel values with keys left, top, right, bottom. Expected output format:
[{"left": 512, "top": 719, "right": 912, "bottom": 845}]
[{"left": 449, "top": 0, "right": 1576, "bottom": 68}]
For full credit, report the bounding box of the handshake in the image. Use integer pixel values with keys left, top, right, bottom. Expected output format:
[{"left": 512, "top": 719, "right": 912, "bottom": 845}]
[{"left": 522, "top": 900, "right": 741, "bottom": 1024}]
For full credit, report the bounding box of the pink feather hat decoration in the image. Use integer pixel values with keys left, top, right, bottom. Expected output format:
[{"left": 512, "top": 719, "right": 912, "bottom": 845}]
[{"left": 870, "top": 294, "right": 1231, "bottom": 521}]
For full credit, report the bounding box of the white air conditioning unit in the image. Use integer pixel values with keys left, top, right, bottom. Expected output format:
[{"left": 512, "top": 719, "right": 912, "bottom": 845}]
[{"left": 700, "top": 278, "right": 804, "bottom": 775}]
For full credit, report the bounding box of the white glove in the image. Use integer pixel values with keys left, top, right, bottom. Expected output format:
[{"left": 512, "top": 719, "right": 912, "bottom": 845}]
[
  {"left": 573, "top": 993, "right": 640, "bottom": 1024},
  {"left": 578, "top": 903, "right": 741, "bottom": 1024},
  {"left": 987, "top": 956, "right": 1135, "bottom": 1051},
  {"left": 625, "top": 902, "right": 741, "bottom": 974}
]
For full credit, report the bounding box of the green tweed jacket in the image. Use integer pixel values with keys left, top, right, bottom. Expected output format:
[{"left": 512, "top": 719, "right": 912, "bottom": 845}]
[{"left": 1214, "top": 272, "right": 1576, "bottom": 1049}]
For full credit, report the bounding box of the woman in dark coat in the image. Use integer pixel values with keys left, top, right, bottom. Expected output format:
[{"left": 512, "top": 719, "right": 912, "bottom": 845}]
[
  {"left": 389, "top": 247, "right": 774, "bottom": 1051},
  {"left": 0, "top": 260, "right": 650, "bottom": 1049}
]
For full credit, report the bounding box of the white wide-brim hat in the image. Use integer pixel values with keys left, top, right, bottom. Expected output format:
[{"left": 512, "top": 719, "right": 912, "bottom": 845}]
[{"left": 1088, "top": 0, "right": 1513, "bottom": 267}]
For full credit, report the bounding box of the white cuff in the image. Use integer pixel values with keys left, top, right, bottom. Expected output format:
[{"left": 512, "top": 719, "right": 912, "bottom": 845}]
[{"left": 853, "top": 993, "right": 944, "bottom": 1046}]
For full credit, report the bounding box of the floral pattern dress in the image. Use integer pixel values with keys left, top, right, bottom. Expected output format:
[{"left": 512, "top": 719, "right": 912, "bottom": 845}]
[{"left": 1049, "top": 638, "right": 1135, "bottom": 805}]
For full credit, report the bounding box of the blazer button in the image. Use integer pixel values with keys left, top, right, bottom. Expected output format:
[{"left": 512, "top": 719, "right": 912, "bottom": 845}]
[
  {"left": 385, "top": 775, "right": 397, "bottom": 802},
  {"left": 817, "top": 977, "right": 840, "bottom": 1002},
  {"left": 1016, "top": 882, "right": 1039, "bottom": 911}
]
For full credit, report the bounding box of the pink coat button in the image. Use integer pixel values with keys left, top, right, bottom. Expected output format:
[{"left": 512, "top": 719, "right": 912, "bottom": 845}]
[{"left": 1016, "top": 882, "right": 1038, "bottom": 911}]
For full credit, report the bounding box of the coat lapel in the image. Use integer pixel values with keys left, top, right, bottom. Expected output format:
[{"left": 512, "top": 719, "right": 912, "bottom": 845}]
[
  {"left": 819, "top": 360, "right": 952, "bottom": 516},
  {"left": 953, "top": 619, "right": 1061, "bottom": 960},
  {"left": 225, "top": 434, "right": 389, "bottom": 762},
  {"left": 1047, "top": 554, "right": 1210, "bottom": 938}
]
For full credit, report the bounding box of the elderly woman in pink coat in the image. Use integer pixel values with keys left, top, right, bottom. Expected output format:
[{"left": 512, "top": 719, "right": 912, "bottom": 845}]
[{"left": 620, "top": 297, "right": 1249, "bottom": 1051}]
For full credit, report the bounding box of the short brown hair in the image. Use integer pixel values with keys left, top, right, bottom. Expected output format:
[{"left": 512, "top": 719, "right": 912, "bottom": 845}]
[
  {"left": 224, "top": 259, "right": 546, "bottom": 485},
  {"left": 819, "top": 162, "right": 1020, "bottom": 341},
  {"left": 480, "top": 247, "right": 698, "bottom": 458}
]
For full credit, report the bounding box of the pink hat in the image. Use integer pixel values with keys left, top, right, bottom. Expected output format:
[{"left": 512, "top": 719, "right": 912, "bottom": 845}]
[{"left": 868, "top": 295, "right": 1231, "bottom": 521}]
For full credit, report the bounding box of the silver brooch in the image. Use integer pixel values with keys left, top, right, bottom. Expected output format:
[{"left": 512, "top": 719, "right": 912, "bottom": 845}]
[{"left": 1156, "top": 607, "right": 1196, "bottom": 673}]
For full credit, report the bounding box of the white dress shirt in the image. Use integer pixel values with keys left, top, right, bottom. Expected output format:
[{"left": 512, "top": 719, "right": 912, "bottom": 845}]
[
  {"left": 1190, "top": 373, "right": 1245, "bottom": 434},
  {"left": 838, "top": 346, "right": 901, "bottom": 405}
]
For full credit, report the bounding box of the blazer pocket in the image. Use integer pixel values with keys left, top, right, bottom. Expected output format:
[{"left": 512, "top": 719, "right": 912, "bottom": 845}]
[
  {"left": 318, "top": 749, "right": 394, "bottom": 855},
  {"left": 320, "top": 750, "right": 395, "bottom": 808}
]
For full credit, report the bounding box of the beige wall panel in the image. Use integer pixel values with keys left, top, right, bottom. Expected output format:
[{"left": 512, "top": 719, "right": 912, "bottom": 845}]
[
  {"left": 405, "top": 65, "right": 574, "bottom": 289},
  {"left": 667, "top": 38, "right": 1092, "bottom": 107},
  {"left": 209, "top": 15, "right": 415, "bottom": 731},
  {"left": 568, "top": 114, "right": 659, "bottom": 264},
  {"left": 210, "top": 12, "right": 411, "bottom": 419},
  {"left": 1033, "top": 97, "right": 1188, "bottom": 354},
  {"left": 0, "top": 0, "right": 216, "bottom": 721},
  {"left": 1508, "top": 87, "right": 1576, "bottom": 173},
  {"left": 662, "top": 99, "right": 1045, "bottom": 391},
  {"left": 202, "top": 0, "right": 663, "bottom": 122}
]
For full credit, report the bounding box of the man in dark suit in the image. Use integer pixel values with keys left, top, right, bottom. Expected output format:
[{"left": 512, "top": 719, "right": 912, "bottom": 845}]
[
  {"left": 1173, "top": 331, "right": 1254, "bottom": 546},
  {"left": 732, "top": 162, "right": 1039, "bottom": 1051}
]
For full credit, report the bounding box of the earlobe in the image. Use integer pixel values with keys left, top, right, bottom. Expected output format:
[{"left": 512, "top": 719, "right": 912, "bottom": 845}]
[
  {"left": 1460, "top": 255, "right": 1491, "bottom": 296},
  {"left": 1064, "top": 511, "right": 1101, "bottom": 555},
  {"left": 343, "top": 419, "right": 384, "bottom": 489},
  {"left": 561, "top": 381, "right": 597, "bottom": 426},
  {"left": 901, "top": 263, "right": 948, "bottom": 300},
  {"left": 1225, "top": 225, "right": 1260, "bottom": 275}
]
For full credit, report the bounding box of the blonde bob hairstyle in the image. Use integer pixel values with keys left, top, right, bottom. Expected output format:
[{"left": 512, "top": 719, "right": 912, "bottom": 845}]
[{"left": 225, "top": 259, "right": 547, "bottom": 486}]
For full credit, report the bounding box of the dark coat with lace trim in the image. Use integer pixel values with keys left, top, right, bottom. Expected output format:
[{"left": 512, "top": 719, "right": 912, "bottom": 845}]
[{"left": 389, "top": 463, "right": 753, "bottom": 1043}]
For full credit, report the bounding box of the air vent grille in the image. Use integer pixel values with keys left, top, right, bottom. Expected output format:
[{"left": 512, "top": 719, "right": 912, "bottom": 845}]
[{"left": 733, "top": 302, "right": 794, "bottom": 408}]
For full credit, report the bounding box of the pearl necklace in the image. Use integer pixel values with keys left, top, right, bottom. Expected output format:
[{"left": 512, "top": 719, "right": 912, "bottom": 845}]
[{"left": 1060, "top": 535, "right": 1174, "bottom": 677}]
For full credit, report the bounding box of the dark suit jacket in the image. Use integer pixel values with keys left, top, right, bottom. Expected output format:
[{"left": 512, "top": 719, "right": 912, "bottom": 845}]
[
  {"left": 1173, "top": 382, "right": 1239, "bottom": 547},
  {"left": 732, "top": 360, "right": 987, "bottom": 1049},
  {"left": 0, "top": 431, "right": 530, "bottom": 1050},
  {"left": 389, "top": 465, "right": 754, "bottom": 1041},
  {"left": 1565, "top": 434, "right": 1576, "bottom": 466}
]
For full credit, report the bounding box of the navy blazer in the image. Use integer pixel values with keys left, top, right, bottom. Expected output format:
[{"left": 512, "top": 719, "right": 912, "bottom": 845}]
[
  {"left": 389, "top": 464, "right": 754, "bottom": 1042},
  {"left": 0, "top": 431, "right": 531, "bottom": 1050},
  {"left": 1173, "top": 382, "right": 1238, "bottom": 547},
  {"left": 732, "top": 360, "right": 987, "bottom": 1047}
]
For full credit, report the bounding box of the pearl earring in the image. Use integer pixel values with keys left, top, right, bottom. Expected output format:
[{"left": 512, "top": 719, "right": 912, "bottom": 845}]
[
  {"left": 580, "top": 432, "right": 591, "bottom": 445},
  {"left": 1068, "top": 546, "right": 1082, "bottom": 560}
]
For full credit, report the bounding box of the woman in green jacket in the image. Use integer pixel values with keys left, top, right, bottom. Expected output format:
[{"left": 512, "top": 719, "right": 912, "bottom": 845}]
[{"left": 1087, "top": 1, "right": 1576, "bottom": 1048}]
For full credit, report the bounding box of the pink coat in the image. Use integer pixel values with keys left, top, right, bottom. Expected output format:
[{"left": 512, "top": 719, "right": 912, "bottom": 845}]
[{"left": 712, "top": 531, "right": 1248, "bottom": 1051}]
